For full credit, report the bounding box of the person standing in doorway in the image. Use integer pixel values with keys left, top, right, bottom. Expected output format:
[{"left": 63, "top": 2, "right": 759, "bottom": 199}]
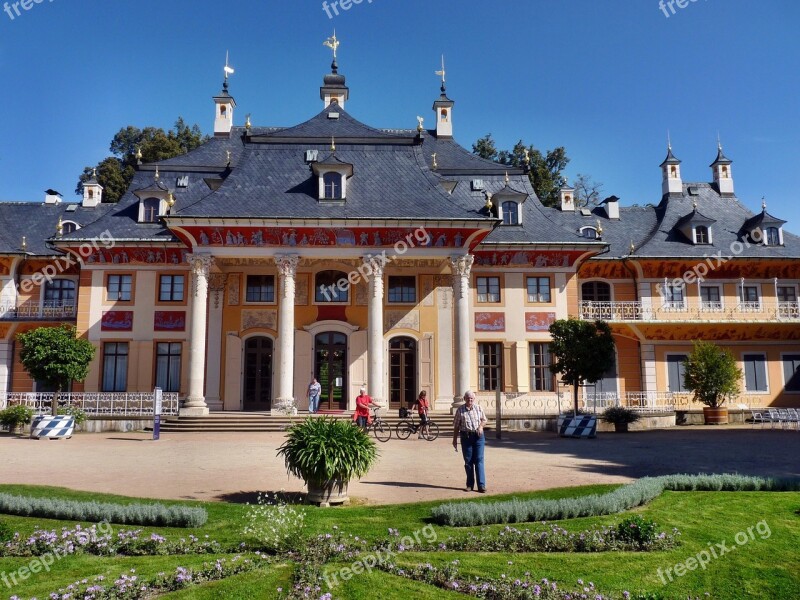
[
  {"left": 307, "top": 377, "right": 321, "bottom": 414},
  {"left": 452, "top": 390, "right": 487, "bottom": 492}
]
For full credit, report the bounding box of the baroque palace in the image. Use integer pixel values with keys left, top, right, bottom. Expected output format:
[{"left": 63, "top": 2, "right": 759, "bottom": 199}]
[{"left": 1, "top": 44, "right": 799, "bottom": 417}]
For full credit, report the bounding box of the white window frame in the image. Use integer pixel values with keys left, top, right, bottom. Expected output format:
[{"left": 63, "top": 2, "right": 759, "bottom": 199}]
[
  {"left": 699, "top": 284, "right": 723, "bottom": 312},
  {"left": 693, "top": 225, "right": 712, "bottom": 245},
  {"left": 738, "top": 283, "right": 762, "bottom": 312},
  {"left": 661, "top": 283, "right": 686, "bottom": 311},
  {"left": 499, "top": 200, "right": 521, "bottom": 225}
]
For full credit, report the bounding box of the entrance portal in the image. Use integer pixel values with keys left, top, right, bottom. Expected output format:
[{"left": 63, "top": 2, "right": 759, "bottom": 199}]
[
  {"left": 389, "top": 337, "right": 417, "bottom": 410},
  {"left": 314, "top": 332, "right": 347, "bottom": 411},
  {"left": 243, "top": 337, "right": 273, "bottom": 411}
]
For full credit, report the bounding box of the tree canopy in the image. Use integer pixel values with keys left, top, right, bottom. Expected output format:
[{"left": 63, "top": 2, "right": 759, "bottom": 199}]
[
  {"left": 75, "top": 118, "right": 207, "bottom": 203},
  {"left": 472, "top": 134, "right": 571, "bottom": 207},
  {"left": 17, "top": 326, "right": 96, "bottom": 415},
  {"left": 548, "top": 318, "right": 615, "bottom": 414},
  {"left": 683, "top": 341, "right": 742, "bottom": 408}
]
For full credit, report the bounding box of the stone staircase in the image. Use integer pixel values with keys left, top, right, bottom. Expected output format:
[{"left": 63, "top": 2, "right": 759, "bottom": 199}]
[{"left": 159, "top": 410, "right": 456, "bottom": 433}]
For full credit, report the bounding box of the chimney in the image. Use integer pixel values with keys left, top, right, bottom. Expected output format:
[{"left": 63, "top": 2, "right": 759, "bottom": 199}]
[
  {"left": 44, "top": 189, "right": 62, "bottom": 204},
  {"left": 603, "top": 195, "right": 620, "bottom": 220}
]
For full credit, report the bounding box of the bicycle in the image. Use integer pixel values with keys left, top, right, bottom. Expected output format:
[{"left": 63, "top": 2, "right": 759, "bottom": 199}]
[
  {"left": 367, "top": 406, "right": 391, "bottom": 442},
  {"left": 395, "top": 411, "right": 439, "bottom": 441}
]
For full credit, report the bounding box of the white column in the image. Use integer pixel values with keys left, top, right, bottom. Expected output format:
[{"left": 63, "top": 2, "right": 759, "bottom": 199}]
[
  {"left": 451, "top": 254, "right": 474, "bottom": 408},
  {"left": 0, "top": 341, "right": 11, "bottom": 396},
  {"left": 183, "top": 254, "right": 214, "bottom": 416},
  {"left": 274, "top": 255, "right": 300, "bottom": 413},
  {"left": 205, "top": 274, "right": 226, "bottom": 411},
  {"left": 365, "top": 255, "right": 385, "bottom": 404}
]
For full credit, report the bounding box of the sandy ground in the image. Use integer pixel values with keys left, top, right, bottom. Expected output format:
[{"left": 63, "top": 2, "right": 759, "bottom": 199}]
[{"left": 1, "top": 426, "right": 798, "bottom": 504}]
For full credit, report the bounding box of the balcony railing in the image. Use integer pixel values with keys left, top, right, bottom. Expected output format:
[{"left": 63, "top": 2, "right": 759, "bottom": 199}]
[
  {"left": 580, "top": 301, "right": 800, "bottom": 322},
  {"left": 0, "top": 302, "right": 77, "bottom": 321},
  {"left": 0, "top": 392, "right": 179, "bottom": 416}
]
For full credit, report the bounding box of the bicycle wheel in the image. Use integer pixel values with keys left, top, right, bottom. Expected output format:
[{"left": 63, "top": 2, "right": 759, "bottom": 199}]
[
  {"left": 395, "top": 420, "right": 413, "bottom": 440},
  {"left": 422, "top": 422, "right": 440, "bottom": 441},
  {"left": 372, "top": 421, "right": 391, "bottom": 442}
]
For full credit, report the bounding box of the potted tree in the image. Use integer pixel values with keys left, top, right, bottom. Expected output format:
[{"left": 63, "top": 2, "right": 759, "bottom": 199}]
[
  {"left": 0, "top": 404, "right": 34, "bottom": 435},
  {"left": 17, "top": 325, "right": 95, "bottom": 439},
  {"left": 600, "top": 406, "right": 641, "bottom": 432},
  {"left": 683, "top": 341, "right": 741, "bottom": 425},
  {"left": 277, "top": 417, "right": 378, "bottom": 506},
  {"left": 549, "top": 318, "right": 616, "bottom": 438}
]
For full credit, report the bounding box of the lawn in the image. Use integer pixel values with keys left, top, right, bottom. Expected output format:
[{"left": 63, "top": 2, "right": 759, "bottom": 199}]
[{"left": 0, "top": 483, "right": 798, "bottom": 599}]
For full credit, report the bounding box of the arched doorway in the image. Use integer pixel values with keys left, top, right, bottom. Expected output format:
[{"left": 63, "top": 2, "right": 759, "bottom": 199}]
[
  {"left": 243, "top": 337, "right": 273, "bottom": 411},
  {"left": 315, "top": 332, "right": 347, "bottom": 411},
  {"left": 389, "top": 337, "right": 417, "bottom": 410}
]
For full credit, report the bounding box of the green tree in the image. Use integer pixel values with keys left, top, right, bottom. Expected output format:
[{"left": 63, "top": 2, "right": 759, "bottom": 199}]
[
  {"left": 472, "top": 135, "right": 570, "bottom": 207},
  {"left": 683, "top": 341, "right": 742, "bottom": 408},
  {"left": 17, "top": 326, "right": 96, "bottom": 416},
  {"left": 548, "top": 318, "right": 615, "bottom": 414},
  {"left": 76, "top": 118, "right": 207, "bottom": 202}
]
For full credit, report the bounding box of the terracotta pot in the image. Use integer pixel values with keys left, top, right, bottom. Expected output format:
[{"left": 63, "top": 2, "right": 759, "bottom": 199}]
[
  {"left": 703, "top": 406, "right": 729, "bottom": 425},
  {"left": 306, "top": 479, "right": 349, "bottom": 506}
]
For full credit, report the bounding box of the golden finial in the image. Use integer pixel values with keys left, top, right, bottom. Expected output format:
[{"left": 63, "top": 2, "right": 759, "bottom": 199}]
[
  {"left": 692, "top": 199, "right": 698, "bottom": 210},
  {"left": 92, "top": 167, "right": 97, "bottom": 179},
  {"left": 167, "top": 191, "right": 176, "bottom": 208},
  {"left": 245, "top": 114, "right": 251, "bottom": 131},
  {"left": 154, "top": 166, "right": 160, "bottom": 182},
  {"left": 323, "top": 31, "right": 340, "bottom": 59},
  {"left": 330, "top": 137, "right": 336, "bottom": 153},
  {"left": 226, "top": 150, "right": 232, "bottom": 165},
  {"left": 485, "top": 193, "right": 493, "bottom": 211},
  {"left": 523, "top": 149, "right": 531, "bottom": 164},
  {"left": 596, "top": 219, "right": 604, "bottom": 236},
  {"left": 761, "top": 196, "right": 766, "bottom": 210},
  {"left": 21, "top": 236, "right": 27, "bottom": 252},
  {"left": 56, "top": 216, "right": 63, "bottom": 237},
  {"left": 431, "top": 153, "right": 438, "bottom": 170},
  {"left": 629, "top": 240, "right": 636, "bottom": 254},
  {"left": 416, "top": 116, "right": 424, "bottom": 132},
  {"left": 504, "top": 171, "right": 510, "bottom": 185},
  {"left": 135, "top": 146, "right": 142, "bottom": 160}
]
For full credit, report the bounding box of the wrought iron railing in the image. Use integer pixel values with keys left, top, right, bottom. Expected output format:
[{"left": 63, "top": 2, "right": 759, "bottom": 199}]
[
  {"left": 0, "top": 302, "right": 77, "bottom": 320},
  {"left": 0, "top": 392, "right": 179, "bottom": 416},
  {"left": 580, "top": 301, "right": 800, "bottom": 322}
]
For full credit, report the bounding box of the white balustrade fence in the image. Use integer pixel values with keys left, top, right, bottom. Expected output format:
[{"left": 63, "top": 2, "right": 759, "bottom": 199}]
[{"left": 0, "top": 392, "right": 179, "bottom": 416}]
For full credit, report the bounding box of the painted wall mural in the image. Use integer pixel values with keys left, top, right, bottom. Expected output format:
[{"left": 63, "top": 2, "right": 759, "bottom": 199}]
[
  {"left": 475, "top": 312, "right": 505, "bottom": 332},
  {"left": 101, "top": 311, "right": 133, "bottom": 331},
  {"left": 579, "top": 261, "right": 630, "bottom": 280},
  {"left": 473, "top": 250, "right": 584, "bottom": 268},
  {"left": 525, "top": 312, "right": 556, "bottom": 332},
  {"left": 385, "top": 310, "right": 420, "bottom": 332},
  {"left": 241, "top": 309, "right": 277, "bottom": 331},
  {"left": 77, "top": 248, "right": 189, "bottom": 266},
  {"left": 154, "top": 311, "right": 186, "bottom": 332}
]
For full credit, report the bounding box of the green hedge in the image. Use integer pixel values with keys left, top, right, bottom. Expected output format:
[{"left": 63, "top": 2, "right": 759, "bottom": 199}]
[
  {"left": 0, "top": 493, "right": 207, "bottom": 527},
  {"left": 431, "top": 473, "right": 800, "bottom": 527}
]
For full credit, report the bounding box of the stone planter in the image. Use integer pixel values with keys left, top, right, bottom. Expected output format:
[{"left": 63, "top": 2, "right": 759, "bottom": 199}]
[
  {"left": 306, "top": 479, "right": 349, "bottom": 507},
  {"left": 702, "top": 406, "right": 729, "bottom": 425},
  {"left": 30, "top": 415, "right": 75, "bottom": 439},
  {"left": 557, "top": 414, "right": 597, "bottom": 438},
  {"left": 614, "top": 422, "right": 629, "bottom": 433}
]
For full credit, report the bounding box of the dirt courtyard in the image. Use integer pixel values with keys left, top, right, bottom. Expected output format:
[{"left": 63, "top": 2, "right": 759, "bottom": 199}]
[{"left": 1, "top": 426, "right": 798, "bottom": 504}]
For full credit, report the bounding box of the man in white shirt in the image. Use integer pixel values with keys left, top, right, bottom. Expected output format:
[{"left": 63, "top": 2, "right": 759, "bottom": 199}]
[{"left": 452, "top": 390, "right": 487, "bottom": 492}]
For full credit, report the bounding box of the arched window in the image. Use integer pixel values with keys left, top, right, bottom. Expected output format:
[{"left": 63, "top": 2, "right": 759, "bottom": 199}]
[
  {"left": 765, "top": 227, "right": 781, "bottom": 246},
  {"left": 440, "top": 109, "right": 449, "bottom": 122},
  {"left": 323, "top": 173, "right": 342, "bottom": 199},
  {"left": 142, "top": 198, "right": 161, "bottom": 223},
  {"left": 315, "top": 270, "right": 349, "bottom": 303},
  {"left": 62, "top": 221, "right": 78, "bottom": 235},
  {"left": 581, "top": 227, "right": 598, "bottom": 239},
  {"left": 695, "top": 225, "right": 710, "bottom": 244},
  {"left": 501, "top": 201, "right": 519, "bottom": 225}
]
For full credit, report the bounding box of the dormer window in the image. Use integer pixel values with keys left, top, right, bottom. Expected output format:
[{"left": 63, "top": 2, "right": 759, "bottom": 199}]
[
  {"left": 765, "top": 226, "right": 782, "bottom": 246},
  {"left": 62, "top": 221, "right": 79, "bottom": 235},
  {"left": 581, "top": 227, "right": 598, "bottom": 239},
  {"left": 141, "top": 198, "right": 161, "bottom": 223},
  {"left": 323, "top": 172, "right": 342, "bottom": 199},
  {"left": 694, "top": 225, "right": 711, "bottom": 244},
  {"left": 501, "top": 201, "right": 519, "bottom": 225}
]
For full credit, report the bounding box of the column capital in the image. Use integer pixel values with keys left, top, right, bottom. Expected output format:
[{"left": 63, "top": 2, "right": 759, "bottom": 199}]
[
  {"left": 450, "top": 254, "right": 474, "bottom": 278},
  {"left": 188, "top": 254, "right": 215, "bottom": 277},
  {"left": 363, "top": 254, "right": 386, "bottom": 278},
  {"left": 275, "top": 254, "right": 300, "bottom": 279}
]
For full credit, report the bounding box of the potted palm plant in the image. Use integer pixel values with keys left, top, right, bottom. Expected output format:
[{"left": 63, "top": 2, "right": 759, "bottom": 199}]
[
  {"left": 683, "top": 341, "right": 742, "bottom": 425},
  {"left": 277, "top": 417, "right": 378, "bottom": 506},
  {"left": 600, "top": 406, "right": 641, "bottom": 432}
]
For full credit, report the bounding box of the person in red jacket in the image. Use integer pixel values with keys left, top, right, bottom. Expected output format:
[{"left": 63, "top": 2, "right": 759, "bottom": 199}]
[
  {"left": 353, "top": 387, "right": 379, "bottom": 429},
  {"left": 411, "top": 390, "right": 430, "bottom": 439}
]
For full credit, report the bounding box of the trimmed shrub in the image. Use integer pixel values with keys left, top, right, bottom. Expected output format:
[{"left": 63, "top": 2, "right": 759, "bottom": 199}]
[
  {"left": 0, "top": 493, "right": 207, "bottom": 528},
  {"left": 431, "top": 473, "right": 800, "bottom": 526}
]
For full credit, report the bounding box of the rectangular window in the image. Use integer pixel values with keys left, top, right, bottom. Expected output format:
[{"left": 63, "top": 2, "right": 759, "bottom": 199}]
[
  {"left": 159, "top": 275, "right": 185, "bottom": 302},
  {"left": 527, "top": 277, "right": 551, "bottom": 303},
  {"left": 667, "top": 354, "right": 689, "bottom": 392},
  {"left": 782, "top": 354, "right": 800, "bottom": 392},
  {"left": 743, "top": 354, "right": 768, "bottom": 392},
  {"left": 478, "top": 342, "right": 502, "bottom": 391},
  {"left": 700, "top": 286, "right": 722, "bottom": 311},
  {"left": 107, "top": 275, "right": 132, "bottom": 302},
  {"left": 102, "top": 342, "right": 128, "bottom": 392},
  {"left": 740, "top": 286, "right": 760, "bottom": 302},
  {"left": 777, "top": 286, "right": 797, "bottom": 302},
  {"left": 156, "top": 343, "right": 182, "bottom": 393},
  {"left": 246, "top": 275, "right": 275, "bottom": 303},
  {"left": 476, "top": 277, "right": 501, "bottom": 303},
  {"left": 662, "top": 284, "right": 685, "bottom": 310},
  {"left": 388, "top": 276, "right": 416, "bottom": 303},
  {"left": 529, "top": 343, "right": 554, "bottom": 391}
]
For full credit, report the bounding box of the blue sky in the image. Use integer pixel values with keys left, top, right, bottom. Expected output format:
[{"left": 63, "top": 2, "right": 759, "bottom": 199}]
[{"left": 1, "top": 0, "right": 798, "bottom": 228}]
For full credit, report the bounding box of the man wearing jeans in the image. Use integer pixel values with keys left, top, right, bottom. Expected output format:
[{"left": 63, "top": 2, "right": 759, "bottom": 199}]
[
  {"left": 452, "top": 390, "right": 487, "bottom": 492},
  {"left": 307, "top": 377, "right": 321, "bottom": 414}
]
